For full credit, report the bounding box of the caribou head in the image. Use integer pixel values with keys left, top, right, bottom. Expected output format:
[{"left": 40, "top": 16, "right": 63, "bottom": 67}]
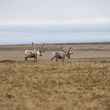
[
  {"left": 62, "top": 47, "right": 73, "bottom": 59},
  {"left": 36, "top": 48, "right": 42, "bottom": 56}
]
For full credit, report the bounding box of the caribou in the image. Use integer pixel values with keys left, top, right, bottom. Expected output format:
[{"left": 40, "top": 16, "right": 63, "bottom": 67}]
[
  {"left": 24, "top": 42, "right": 43, "bottom": 63},
  {"left": 24, "top": 42, "right": 44, "bottom": 62},
  {"left": 50, "top": 47, "right": 73, "bottom": 62},
  {"left": 24, "top": 48, "right": 42, "bottom": 62}
]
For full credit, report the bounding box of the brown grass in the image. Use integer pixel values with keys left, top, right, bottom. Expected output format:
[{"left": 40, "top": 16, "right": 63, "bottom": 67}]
[{"left": 0, "top": 62, "right": 110, "bottom": 110}]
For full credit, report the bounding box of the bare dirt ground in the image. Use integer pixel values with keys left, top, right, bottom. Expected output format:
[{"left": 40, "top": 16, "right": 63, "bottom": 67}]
[
  {"left": 0, "top": 43, "right": 110, "bottom": 110},
  {"left": 0, "top": 43, "right": 110, "bottom": 61}
]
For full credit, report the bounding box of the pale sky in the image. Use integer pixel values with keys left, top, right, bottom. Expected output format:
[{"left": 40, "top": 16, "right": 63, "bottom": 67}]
[{"left": 0, "top": 0, "right": 110, "bottom": 44}]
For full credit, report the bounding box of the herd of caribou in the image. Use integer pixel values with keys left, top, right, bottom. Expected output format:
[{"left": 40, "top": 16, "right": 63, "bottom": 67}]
[{"left": 24, "top": 43, "right": 73, "bottom": 63}]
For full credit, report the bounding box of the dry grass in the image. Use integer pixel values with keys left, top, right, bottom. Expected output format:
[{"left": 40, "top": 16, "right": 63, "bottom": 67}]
[{"left": 0, "top": 62, "right": 110, "bottom": 110}]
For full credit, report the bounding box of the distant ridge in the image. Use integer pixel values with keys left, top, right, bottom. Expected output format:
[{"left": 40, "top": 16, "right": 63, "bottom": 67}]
[
  {"left": 47, "top": 42, "right": 110, "bottom": 45},
  {"left": 0, "top": 42, "right": 110, "bottom": 46}
]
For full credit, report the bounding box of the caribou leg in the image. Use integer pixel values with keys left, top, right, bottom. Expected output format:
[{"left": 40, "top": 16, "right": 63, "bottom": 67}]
[
  {"left": 34, "top": 55, "right": 37, "bottom": 63},
  {"left": 25, "top": 57, "right": 28, "bottom": 61},
  {"left": 55, "top": 57, "right": 58, "bottom": 62},
  {"left": 50, "top": 56, "right": 55, "bottom": 61}
]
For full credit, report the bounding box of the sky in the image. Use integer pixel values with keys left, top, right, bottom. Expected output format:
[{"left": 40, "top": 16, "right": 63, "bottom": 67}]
[{"left": 0, "top": 0, "right": 110, "bottom": 44}]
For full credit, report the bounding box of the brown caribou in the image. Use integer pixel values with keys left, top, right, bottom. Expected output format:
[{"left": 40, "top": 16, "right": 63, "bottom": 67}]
[{"left": 50, "top": 47, "right": 73, "bottom": 62}]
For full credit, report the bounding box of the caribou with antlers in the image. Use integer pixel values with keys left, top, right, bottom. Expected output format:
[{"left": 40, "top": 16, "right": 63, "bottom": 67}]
[
  {"left": 24, "top": 42, "right": 43, "bottom": 63},
  {"left": 50, "top": 47, "right": 73, "bottom": 62}
]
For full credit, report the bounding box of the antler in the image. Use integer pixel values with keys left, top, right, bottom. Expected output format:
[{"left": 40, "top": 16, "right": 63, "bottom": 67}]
[{"left": 32, "top": 42, "right": 34, "bottom": 49}]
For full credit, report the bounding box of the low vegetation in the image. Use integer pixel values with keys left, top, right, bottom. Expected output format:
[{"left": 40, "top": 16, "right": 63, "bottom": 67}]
[{"left": 0, "top": 62, "right": 110, "bottom": 110}]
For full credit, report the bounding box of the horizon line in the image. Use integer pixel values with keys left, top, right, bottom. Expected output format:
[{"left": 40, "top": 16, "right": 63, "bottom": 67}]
[{"left": 0, "top": 41, "right": 110, "bottom": 45}]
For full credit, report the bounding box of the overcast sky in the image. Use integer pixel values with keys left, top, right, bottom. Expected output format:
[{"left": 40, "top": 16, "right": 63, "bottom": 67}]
[{"left": 0, "top": 0, "right": 110, "bottom": 44}]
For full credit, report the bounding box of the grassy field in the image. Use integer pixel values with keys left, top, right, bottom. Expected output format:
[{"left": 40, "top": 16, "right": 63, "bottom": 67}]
[
  {"left": 0, "top": 43, "right": 110, "bottom": 110},
  {"left": 0, "top": 61, "right": 110, "bottom": 110}
]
